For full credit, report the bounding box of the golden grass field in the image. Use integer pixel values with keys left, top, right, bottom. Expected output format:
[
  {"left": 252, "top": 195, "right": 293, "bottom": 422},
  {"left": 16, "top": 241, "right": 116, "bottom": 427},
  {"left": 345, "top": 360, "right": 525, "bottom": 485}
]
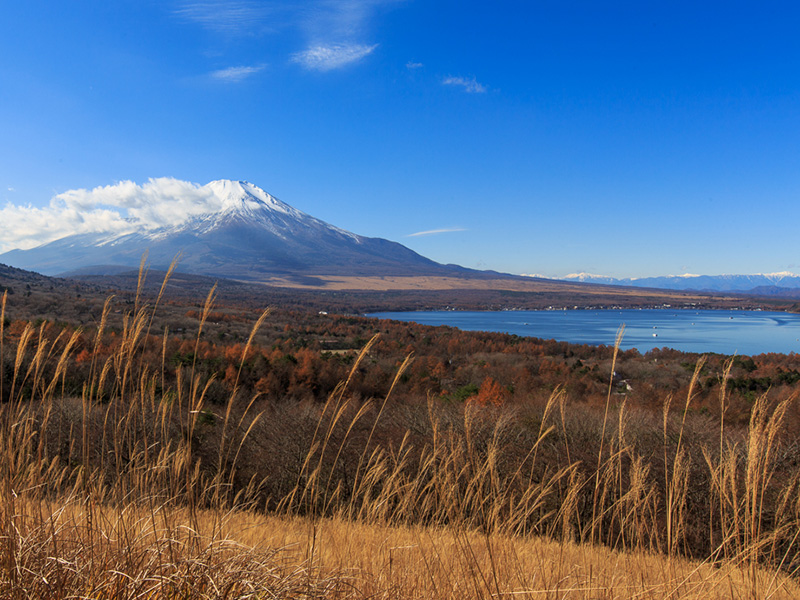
[
  {"left": 2, "top": 266, "right": 799, "bottom": 598},
  {"left": 257, "top": 273, "right": 726, "bottom": 298},
  {"left": 11, "top": 500, "right": 799, "bottom": 599}
]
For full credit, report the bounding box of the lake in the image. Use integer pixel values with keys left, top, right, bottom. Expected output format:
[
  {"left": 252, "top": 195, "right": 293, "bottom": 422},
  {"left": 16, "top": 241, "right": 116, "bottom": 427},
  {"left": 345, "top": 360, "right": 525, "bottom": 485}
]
[{"left": 366, "top": 309, "right": 800, "bottom": 356}]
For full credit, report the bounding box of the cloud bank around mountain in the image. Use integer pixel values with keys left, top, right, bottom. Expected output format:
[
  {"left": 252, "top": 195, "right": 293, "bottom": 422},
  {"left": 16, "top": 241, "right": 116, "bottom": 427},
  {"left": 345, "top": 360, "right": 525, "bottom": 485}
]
[{"left": 0, "top": 178, "right": 223, "bottom": 252}]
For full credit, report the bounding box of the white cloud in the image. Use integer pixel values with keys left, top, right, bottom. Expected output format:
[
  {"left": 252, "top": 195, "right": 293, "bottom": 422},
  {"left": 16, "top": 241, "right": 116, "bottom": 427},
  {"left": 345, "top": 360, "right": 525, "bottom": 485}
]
[
  {"left": 209, "top": 64, "right": 265, "bottom": 82},
  {"left": 406, "top": 61, "right": 423, "bottom": 69},
  {"left": 442, "top": 76, "right": 487, "bottom": 94},
  {"left": 174, "top": 1, "right": 272, "bottom": 35},
  {"left": 292, "top": 1, "right": 401, "bottom": 70},
  {"left": 0, "top": 178, "right": 223, "bottom": 252},
  {"left": 406, "top": 227, "right": 467, "bottom": 238},
  {"left": 302, "top": 0, "right": 401, "bottom": 41},
  {"left": 176, "top": 1, "right": 400, "bottom": 72},
  {"left": 292, "top": 43, "right": 378, "bottom": 71}
]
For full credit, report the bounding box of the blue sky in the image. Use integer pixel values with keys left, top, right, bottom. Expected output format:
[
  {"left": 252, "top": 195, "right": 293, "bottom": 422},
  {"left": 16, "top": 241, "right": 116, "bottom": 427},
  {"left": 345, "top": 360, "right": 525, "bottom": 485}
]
[{"left": 1, "top": 1, "right": 799, "bottom": 278}]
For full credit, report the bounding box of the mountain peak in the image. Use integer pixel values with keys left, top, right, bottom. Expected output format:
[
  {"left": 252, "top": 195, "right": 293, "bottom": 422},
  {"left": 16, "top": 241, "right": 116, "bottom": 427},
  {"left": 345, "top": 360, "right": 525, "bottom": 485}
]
[
  {"left": 204, "top": 179, "right": 302, "bottom": 219},
  {"left": 554, "top": 271, "right": 800, "bottom": 293},
  {"left": 563, "top": 272, "right": 615, "bottom": 282},
  {"left": 0, "top": 177, "right": 453, "bottom": 280}
]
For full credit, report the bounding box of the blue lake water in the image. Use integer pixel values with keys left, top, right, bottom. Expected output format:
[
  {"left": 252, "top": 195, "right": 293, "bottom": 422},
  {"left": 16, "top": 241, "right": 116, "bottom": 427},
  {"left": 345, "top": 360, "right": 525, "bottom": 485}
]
[{"left": 366, "top": 309, "right": 800, "bottom": 356}]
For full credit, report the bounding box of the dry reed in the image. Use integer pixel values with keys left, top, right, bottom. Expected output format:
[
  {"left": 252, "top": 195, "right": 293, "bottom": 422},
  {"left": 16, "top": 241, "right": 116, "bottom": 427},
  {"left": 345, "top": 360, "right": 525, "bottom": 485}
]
[{"left": 1, "top": 266, "right": 799, "bottom": 598}]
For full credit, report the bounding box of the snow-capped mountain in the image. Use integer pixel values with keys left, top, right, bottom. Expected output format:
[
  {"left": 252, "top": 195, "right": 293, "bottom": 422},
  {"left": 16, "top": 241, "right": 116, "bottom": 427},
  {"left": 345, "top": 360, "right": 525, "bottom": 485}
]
[
  {"left": 559, "top": 273, "right": 620, "bottom": 285},
  {"left": 0, "top": 180, "right": 467, "bottom": 281},
  {"left": 558, "top": 272, "right": 800, "bottom": 292}
]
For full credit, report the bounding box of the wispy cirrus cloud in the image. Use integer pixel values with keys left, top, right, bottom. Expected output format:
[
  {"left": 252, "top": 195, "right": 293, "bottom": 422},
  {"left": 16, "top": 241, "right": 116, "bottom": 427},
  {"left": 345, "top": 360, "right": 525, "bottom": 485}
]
[
  {"left": 292, "top": 43, "right": 378, "bottom": 71},
  {"left": 406, "top": 227, "right": 468, "bottom": 238},
  {"left": 175, "top": 1, "right": 400, "bottom": 71},
  {"left": 174, "top": 1, "right": 273, "bottom": 35},
  {"left": 0, "top": 178, "right": 223, "bottom": 252},
  {"left": 292, "top": 0, "right": 403, "bottom": 70},
  {"left": 406, "top": 61, "right": 423, "bottom": 69},
  {"left": 442, "top": 75, "right": 487, "bottom": 93},
  {"left": 209, "top": 64, "right": 265, "bottom": 82},
  {"left": 301, "top": 0, "right": 401, "bottom": 41}
]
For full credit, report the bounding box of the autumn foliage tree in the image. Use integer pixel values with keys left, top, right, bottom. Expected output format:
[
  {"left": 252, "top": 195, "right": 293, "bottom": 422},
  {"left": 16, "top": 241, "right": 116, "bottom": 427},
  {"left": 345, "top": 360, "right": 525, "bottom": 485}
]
[{"left": 474, "top": 376, "right": 508, "bottom": 407}]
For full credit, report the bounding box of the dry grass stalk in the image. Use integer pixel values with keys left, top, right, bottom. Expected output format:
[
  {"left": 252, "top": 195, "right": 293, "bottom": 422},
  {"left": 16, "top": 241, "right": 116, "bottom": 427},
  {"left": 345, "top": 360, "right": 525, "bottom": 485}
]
[{"left": 1, "top": 265, "right": 800, "bottom": 598}]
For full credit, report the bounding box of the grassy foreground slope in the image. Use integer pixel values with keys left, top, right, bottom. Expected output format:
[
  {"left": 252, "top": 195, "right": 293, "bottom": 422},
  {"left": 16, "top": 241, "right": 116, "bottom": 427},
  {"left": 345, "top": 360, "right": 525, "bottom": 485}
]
[
  {"left": 8, "top": 504, "right": 799, "bottom": 599},
  {"left": 2, "top": 268, "right": 800, "bottom": 598}
]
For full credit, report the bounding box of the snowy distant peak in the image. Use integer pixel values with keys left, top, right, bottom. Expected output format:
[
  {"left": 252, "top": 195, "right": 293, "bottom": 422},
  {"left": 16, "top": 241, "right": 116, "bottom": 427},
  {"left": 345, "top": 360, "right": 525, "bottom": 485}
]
[
  {"left": 761, "top": 271, "right": 798, "bottom": 281},
  {"left": 195, "top": 179, "right": 365, "bottom": 244},
  {"left": 205, "top": 180, "right": 303, "bottom": 219},
  {"left": 626, "top": 273, "right": 700, "bottom": 281},
  {"left": 553, "top": 271, "right": 800, "bottom": 292},
  {"left": 199, "top": 179, "right": 361, "bottom": 242},
  {"left": 563, "top": 272, "right": 618, "bottom": 283}
]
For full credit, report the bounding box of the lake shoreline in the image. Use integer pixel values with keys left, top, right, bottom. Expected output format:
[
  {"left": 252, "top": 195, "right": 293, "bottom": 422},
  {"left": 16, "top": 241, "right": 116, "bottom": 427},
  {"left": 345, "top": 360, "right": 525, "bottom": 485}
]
[{"left": 367, "top": 308, "right": 800, "bottom": 356}]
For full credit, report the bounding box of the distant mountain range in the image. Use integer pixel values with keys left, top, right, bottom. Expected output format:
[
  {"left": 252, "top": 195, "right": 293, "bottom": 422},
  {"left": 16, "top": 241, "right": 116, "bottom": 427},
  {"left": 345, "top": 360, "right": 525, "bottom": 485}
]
[
  {"left": 0, "top": 180, "right": 484, "bottom": 284},
  {"left": 552, "top": 272, "right": 800, "bottom": 294}
]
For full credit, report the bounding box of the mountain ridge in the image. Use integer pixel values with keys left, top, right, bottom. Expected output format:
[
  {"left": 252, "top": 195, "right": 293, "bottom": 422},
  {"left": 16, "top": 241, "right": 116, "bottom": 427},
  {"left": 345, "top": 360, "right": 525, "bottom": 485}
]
[
  {"left": 0, "top": 180, "right": 480, "bottom": 283},
  {"left": 551, "top": 272, "right": 800, "bottom": 292}
]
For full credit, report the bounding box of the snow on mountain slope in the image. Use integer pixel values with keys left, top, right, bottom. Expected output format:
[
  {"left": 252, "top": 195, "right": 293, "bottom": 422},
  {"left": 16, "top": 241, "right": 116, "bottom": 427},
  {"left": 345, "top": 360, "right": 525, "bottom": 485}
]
[
  {"left": 562, "top": 272, "right": 618, "bottom": 284},
  {"left": 0, "top": 180, "right": 455, "bottom": 280},
  {"left": 105, "top": 179, "right": 361, "bottom": 243},
  {"left": 558, "top": 272, "right": 800, "bottom": 292}
]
